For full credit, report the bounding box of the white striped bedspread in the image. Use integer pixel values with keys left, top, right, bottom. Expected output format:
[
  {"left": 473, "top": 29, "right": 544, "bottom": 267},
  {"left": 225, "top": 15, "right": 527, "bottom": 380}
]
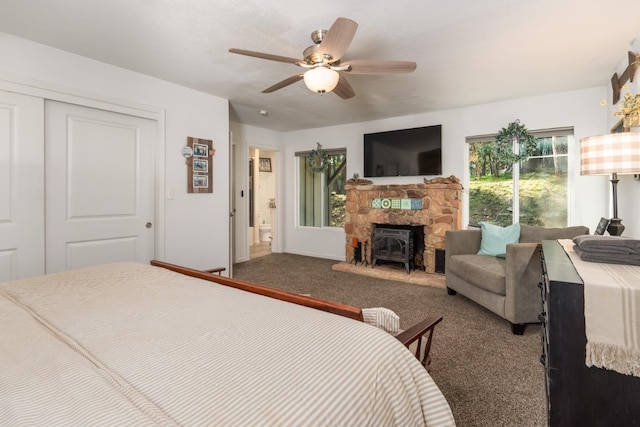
[{"left": 0, "top": 262, "right": 455, "bottom": 426}]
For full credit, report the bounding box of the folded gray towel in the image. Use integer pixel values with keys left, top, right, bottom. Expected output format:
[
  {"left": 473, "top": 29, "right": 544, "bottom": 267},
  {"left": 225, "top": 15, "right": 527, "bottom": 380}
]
[
  {"left": 573, "top": 235, "right": 640, "bottom": 255},
  {"left": 573, "top": 245, "right": 640, "bottom": 266},
  {"left": 574, "top": 245, "right": 639, "bottom": 255}
]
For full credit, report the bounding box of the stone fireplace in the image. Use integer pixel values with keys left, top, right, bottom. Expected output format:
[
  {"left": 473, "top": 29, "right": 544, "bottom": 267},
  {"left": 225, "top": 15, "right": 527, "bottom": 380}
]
[{"left": 344, "top": 176, "right": 463, "bottom": 273}]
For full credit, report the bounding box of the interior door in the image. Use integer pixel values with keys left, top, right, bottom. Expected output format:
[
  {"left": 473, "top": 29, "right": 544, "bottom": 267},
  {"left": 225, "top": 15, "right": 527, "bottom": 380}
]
[
  {"left": 0, "top": 91, "right": 45, "bottom": 281},
  {"left": 45, "top": 101, "right": 155, "bottom": 273}
]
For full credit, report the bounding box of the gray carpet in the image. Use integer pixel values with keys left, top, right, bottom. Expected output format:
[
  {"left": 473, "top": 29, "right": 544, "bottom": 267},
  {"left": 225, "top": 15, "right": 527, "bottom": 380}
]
[{"left": 234, "top": 253, "right": 546, "bottom": 427}]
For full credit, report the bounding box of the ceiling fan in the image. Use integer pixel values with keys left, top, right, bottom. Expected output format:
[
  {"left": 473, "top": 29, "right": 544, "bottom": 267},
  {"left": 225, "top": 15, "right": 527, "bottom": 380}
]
[{"left": 229, "top": 17, "right": 417, "bottom": 99}]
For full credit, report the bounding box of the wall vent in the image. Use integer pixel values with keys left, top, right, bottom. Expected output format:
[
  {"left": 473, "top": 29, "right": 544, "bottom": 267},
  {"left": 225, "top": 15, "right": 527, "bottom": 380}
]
[{"left": 435, "top": 249, "right": 446, "bottom": 274}]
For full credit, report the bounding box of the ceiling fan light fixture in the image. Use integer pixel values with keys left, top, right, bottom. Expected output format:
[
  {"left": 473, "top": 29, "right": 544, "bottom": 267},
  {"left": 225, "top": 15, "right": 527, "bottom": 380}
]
[{"left": 303, "top": 67, "right": 339, "bottom": 94}]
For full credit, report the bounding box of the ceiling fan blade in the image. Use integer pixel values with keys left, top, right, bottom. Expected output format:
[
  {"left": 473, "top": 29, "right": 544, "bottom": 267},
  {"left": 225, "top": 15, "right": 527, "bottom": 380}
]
[
  {"left": 333, "top": 74, "right": 355, "bottom": 99},
  {"left": 319, "top": 17, "right": 358, "bottom": 62},
  {"left": 342, "top": 59, "right": 417, "bottom": 74},
  {"left": 229, "top": 48, "right": 302, "bottom": 65},
  {"left": 262, "top": 74, "right": 303, "bottom": 93}
]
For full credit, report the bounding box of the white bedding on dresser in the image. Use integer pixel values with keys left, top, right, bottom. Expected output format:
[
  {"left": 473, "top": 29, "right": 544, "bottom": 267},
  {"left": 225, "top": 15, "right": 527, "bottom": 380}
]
[
  {"left": 0, "top": 262, "right": 455, "bottom": 427},
  {"left": 559, "top": 239, "right": 640, "bottom": 378}
]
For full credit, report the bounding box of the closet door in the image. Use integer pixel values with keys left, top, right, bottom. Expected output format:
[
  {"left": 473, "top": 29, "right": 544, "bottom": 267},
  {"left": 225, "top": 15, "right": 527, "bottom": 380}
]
[
  {"left": 45, "top": 101, "right": 155, "bottom": 273},
  {"left": 0, "top": 91, "right": 45, "bottom": 281}
]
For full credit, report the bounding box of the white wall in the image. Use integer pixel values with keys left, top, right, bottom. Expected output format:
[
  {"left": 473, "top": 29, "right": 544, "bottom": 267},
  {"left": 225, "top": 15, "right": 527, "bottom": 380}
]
[
  {"left": 606, "top": 37, "right": 640, "bottom": 238},
  {"left": 273, "top": 87, "right": 609, "bottom": 260},
  {"left": 0, "top": 34, "right": 231, "bottom": 271}
]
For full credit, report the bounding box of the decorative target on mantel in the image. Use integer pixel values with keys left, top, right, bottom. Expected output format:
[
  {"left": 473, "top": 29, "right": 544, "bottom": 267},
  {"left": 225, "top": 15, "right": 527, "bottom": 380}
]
[{"left": 186, "top": 137, "right": 215, "bottom": 193}]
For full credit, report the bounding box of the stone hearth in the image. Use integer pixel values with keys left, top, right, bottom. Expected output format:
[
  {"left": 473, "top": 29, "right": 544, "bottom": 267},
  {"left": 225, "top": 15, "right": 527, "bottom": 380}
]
[{"left": 344, "top": 176, "right": 463, "bottom": 273}]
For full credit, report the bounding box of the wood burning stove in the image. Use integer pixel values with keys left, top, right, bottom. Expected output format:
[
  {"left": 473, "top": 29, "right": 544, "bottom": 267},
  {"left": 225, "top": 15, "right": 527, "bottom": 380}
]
[{"left": 372, "top": 227, "right": 414, "bottom": 273}]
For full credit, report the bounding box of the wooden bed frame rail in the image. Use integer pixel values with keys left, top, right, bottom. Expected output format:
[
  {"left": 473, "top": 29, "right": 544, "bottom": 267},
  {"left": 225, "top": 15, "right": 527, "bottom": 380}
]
[
  {"left": 150, "top": 260, "right": 442, "bottom": 371},
  {"left": 150, "top": 260, "right": 363, "bottom": 321},
  {"left": 396, "top": 314, "right": 443, "bottom": 372}
]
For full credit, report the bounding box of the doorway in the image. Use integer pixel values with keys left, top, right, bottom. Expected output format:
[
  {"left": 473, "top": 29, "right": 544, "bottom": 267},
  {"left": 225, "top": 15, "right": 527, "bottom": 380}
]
[{"left": 249, "top": 147, "right": 276, "bottom": 259}]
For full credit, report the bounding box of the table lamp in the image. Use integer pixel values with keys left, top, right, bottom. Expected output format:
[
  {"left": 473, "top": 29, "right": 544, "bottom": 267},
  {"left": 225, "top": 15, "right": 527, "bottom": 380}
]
[{"left": 580, "top": 132, "right": 640, "bottom": 236}]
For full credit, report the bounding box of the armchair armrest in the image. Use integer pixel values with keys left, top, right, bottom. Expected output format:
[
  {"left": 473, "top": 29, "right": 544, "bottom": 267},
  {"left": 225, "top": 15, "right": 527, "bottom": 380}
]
[
  {"left": 504, "top": 242, "right": 543, "bottom": 324},
  {"left": 395, "top": 314, "right": 443, "bottom": 372}
]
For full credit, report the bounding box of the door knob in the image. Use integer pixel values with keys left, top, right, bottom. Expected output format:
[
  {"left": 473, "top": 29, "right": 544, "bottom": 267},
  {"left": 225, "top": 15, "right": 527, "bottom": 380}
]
[{"left": 146, "top": 222, "right": 153, "bottom": 229}]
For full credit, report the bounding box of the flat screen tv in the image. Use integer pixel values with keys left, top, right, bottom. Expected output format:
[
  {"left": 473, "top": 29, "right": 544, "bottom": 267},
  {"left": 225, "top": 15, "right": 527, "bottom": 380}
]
[{"left": 364, "top": 125, "right": 442, "bottom": 177}]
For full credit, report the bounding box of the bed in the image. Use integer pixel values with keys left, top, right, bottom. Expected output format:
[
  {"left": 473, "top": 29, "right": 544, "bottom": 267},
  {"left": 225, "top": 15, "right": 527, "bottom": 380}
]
[{"left": 0, "top": 261, "right": 455, "bottom": 426}]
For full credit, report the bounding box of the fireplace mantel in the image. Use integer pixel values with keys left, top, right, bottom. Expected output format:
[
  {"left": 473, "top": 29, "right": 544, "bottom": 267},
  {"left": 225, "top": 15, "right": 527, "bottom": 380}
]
[{"left": 344, "top": 177, "right": 463, "bottom": 273}]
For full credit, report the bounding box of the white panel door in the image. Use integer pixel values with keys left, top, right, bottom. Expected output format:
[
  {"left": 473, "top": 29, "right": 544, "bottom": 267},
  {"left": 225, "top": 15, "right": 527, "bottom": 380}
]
[
  {"left": 0, "top": 91, "right": 45, "bottom": 281},
  {"left": 45, "top": 101, "right": 155, "bottom": 273}
]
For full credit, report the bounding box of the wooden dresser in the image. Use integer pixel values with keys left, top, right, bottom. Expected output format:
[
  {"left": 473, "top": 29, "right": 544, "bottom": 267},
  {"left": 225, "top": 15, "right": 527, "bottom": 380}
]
[{"left": 540, "top": 240, "right": 640, "bottom": 426}]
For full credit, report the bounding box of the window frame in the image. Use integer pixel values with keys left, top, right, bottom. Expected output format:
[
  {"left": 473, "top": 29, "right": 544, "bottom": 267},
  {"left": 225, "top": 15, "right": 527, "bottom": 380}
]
[
  {"left": 465, "top": 127, "right": 574, "bottom": 227},
  {"left": 295, "top": 147, "right": 347, "bottom": 228}
]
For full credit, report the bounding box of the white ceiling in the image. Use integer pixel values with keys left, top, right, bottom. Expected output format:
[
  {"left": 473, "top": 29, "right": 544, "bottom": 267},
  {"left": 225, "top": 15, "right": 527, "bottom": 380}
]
[{"left": 1, "top": 0, "right": 639, "bottom": 132}]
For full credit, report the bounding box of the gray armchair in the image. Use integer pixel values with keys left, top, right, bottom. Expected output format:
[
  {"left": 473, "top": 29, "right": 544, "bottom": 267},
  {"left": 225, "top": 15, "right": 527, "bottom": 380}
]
[{"left": 445, "top": 224, "right": 589, "bottom": 334}]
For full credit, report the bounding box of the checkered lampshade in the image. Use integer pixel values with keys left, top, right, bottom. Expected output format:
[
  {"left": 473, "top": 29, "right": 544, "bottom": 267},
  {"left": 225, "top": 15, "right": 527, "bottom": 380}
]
[{"left": 580, "top": 132, "right": 640, "bottom": 175}]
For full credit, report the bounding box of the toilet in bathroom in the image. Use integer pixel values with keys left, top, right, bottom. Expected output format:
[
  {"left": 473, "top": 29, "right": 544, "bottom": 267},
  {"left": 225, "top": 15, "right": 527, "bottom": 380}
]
[{"left": 259, "top": 224, "right": 271, "bottom": 242}]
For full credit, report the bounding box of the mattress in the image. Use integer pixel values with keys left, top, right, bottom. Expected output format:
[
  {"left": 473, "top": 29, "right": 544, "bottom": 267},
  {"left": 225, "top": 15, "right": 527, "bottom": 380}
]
[{"left": 0, "top": 262, "right": 455, "bottom": 426}]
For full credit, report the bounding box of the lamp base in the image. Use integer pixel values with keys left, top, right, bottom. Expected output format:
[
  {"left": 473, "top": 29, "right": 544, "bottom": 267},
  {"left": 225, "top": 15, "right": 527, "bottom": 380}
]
[{"left": 607, "top": 218, "right": 625, "bottom": 236}]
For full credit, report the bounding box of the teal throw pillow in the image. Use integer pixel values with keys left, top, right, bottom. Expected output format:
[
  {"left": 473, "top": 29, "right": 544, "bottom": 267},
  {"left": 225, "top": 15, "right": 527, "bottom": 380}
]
[{"left": 477, "top": 222, "right": 521, "bottom": 258}]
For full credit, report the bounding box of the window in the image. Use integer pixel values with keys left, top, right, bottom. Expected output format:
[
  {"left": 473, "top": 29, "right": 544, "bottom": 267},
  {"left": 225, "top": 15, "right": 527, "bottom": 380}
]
[
  {"left": 297, "top": 149, "right": 347, "bottom": 227},
  {"left": 467, "top": 128, "right": 571, "bottom": 227}
]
